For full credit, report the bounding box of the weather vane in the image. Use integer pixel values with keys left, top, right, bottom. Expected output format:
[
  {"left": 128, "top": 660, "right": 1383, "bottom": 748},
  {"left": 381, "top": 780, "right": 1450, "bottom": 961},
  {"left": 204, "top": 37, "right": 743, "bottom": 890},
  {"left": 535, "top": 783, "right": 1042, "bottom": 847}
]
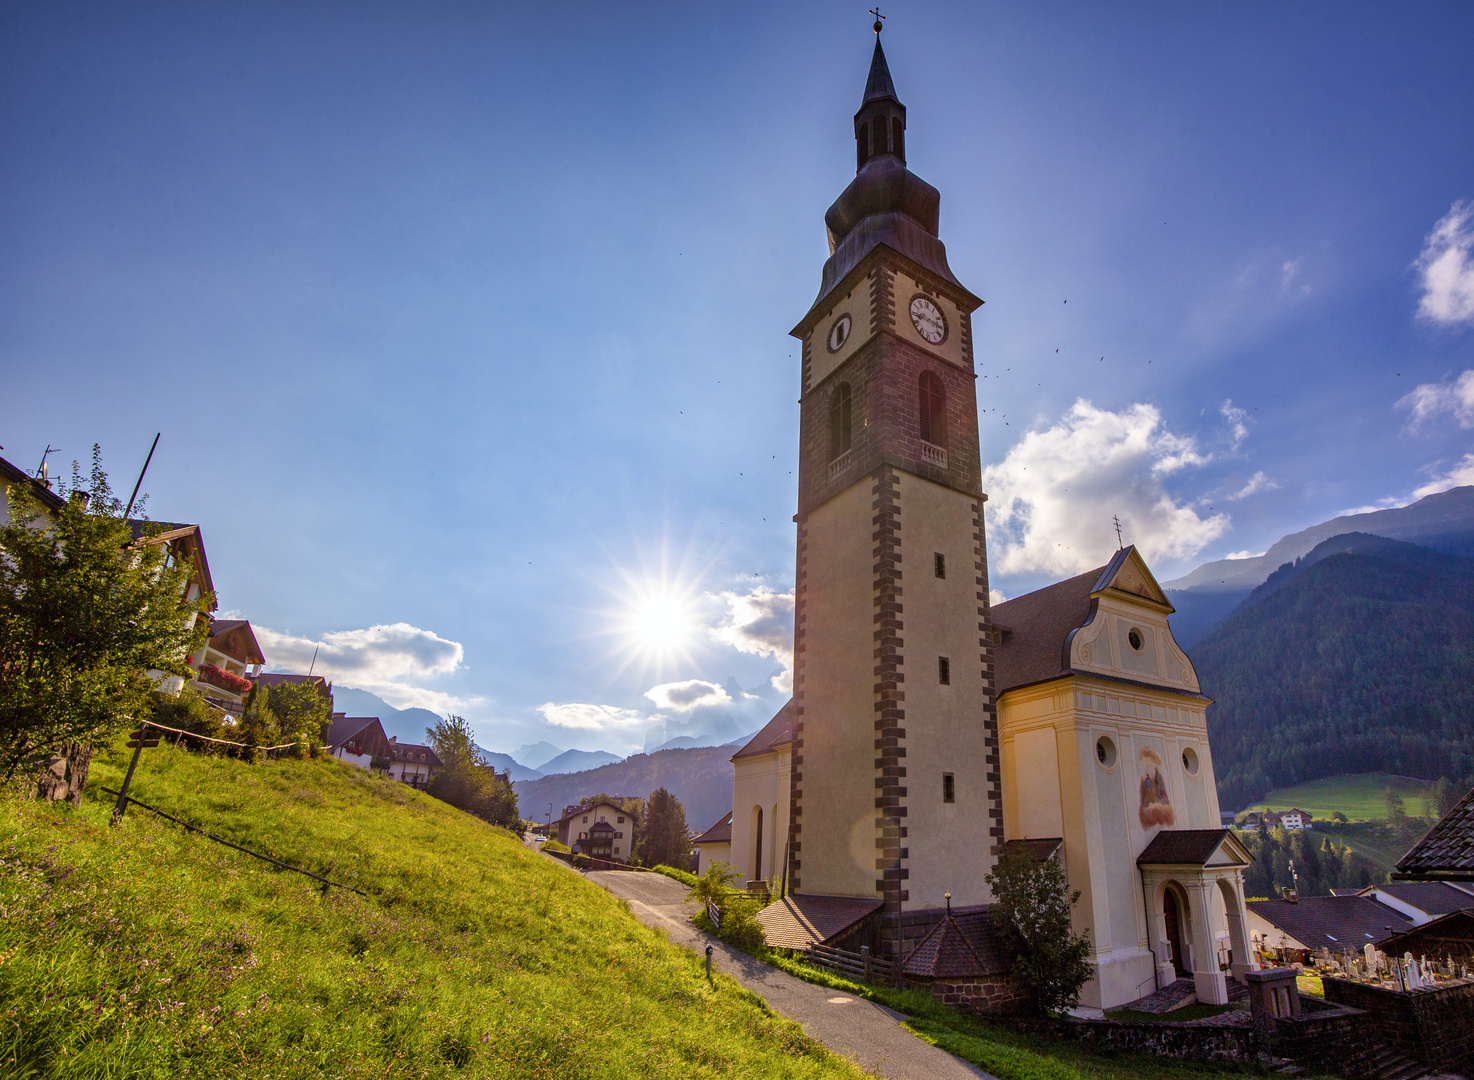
[
  {"left": 870, "top": 7, "right": 885, "bottom": 34},
  {"left": 1113, "top": 515, "right": 1123, "bottom": 549}
]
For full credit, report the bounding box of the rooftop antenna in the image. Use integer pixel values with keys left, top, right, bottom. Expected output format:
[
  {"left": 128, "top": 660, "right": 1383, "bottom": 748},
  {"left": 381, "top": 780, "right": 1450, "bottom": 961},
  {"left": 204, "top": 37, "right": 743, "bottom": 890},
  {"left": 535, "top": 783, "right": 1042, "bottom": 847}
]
[
  {"left": 1113, "top": 515, "right": 1124, "bottom": 550},
  {"left": 869, "top": 6, "right": 884, "bottom": 33},
  {"left": 35, "top": 445, "right": 59, "bottom": 487},
  {"left": 123, "top": 433, "right": 161, "bottom": 519},
  {"left": 308, "top": 643, "right": 320, "bottom": 676}
]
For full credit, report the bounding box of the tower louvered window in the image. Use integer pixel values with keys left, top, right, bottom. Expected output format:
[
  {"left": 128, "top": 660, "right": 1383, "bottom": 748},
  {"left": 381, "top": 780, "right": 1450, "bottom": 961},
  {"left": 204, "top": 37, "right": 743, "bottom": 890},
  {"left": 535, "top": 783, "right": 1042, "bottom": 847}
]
[
  {"left": 830, "top": 383, "right": 853, "bottom": 460},
  {"left": 919, "top": 371, "right": 946, "bottom": 446}
]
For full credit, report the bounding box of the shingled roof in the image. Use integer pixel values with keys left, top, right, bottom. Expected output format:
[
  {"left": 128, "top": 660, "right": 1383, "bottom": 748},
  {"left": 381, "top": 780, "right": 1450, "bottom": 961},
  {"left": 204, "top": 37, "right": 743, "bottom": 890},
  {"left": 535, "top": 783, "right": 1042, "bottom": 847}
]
[
  {"left": 692, "top": 812, "right": 732, "bottom": 845},
  {"left": 1248, "top": 894, "right": 1412, "bottom": 951},
  {"left": 1395, "top": 782, "right": 1474, "bottom": 881},
  {"left": 732, "top": 701, "right": 793, "bottom": 760},
  {"left": 1137, "top": 828, "right": 1251, "bottom": 867},
  {"left": 902, "top": 907, "right": 1012, "bottom": 979},
  {"left": 756, "top": 894, "right": 882, "bottom": 950}
]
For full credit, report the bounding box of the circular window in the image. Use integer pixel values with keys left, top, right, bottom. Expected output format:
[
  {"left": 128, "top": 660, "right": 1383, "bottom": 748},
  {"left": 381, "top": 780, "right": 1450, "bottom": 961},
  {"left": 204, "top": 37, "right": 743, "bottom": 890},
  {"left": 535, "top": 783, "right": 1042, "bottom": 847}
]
[
  {"left": 1095, "top": 735, "right": 1117, "bottom": 770},
  {"left": 1128, "top": 628, "right": 1144, "bottom": 652},
  {"left": 1182, "top": 747, "right": 1200, "bottom": 777},
  {"left": 827, "top": 314, "right": 852, "bottom": 353}
]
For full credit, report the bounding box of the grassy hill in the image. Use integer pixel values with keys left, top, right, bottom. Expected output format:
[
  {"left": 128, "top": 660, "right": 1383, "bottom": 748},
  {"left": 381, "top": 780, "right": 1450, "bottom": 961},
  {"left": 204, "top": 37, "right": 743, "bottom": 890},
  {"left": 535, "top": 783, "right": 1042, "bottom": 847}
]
[
  {"left": 1195, "top": 532, "right": 1474, "bottom": 809},
  {"left": 1244, "top": 772, "right": 1438, "bottom": 821},
  {"left": 515, "top": 744, "right": 737, "bottom": 834},
  {"left": 0, "top": 740, "right": 863, "bottom": 1079}
]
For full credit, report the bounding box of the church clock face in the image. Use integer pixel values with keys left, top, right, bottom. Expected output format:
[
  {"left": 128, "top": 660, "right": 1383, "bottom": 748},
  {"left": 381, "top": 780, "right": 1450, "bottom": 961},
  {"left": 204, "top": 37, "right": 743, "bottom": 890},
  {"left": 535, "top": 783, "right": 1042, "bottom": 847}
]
[
  {"left": 909, "top": 295, "right": 947, "bottom": 344},
  {"left": 827, "top": 313, "right": 852, "bottom": 352}
]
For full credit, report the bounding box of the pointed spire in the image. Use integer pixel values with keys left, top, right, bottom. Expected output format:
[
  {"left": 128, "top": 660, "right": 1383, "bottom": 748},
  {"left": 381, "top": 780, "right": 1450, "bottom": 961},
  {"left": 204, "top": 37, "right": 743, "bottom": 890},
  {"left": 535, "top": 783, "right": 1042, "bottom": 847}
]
[{"left": 862, "top": 37, "right": 899, "bottom": 105}]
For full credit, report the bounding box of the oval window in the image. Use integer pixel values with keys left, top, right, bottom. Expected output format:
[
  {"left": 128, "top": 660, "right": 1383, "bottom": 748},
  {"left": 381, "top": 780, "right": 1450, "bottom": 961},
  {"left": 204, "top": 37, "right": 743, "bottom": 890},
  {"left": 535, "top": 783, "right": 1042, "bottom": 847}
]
[
  {"left": 828, "top": 314, "right": 852, "bottom": 353},
  {"left": 1182, "top": 747, "right": 1200, "bottom": 777},
  {"left": 1095, "top": 735, "right": 1117, "bottom": 770},
  {"left": 1128, "top": 628, "right": 1144, "bottom": 652}
]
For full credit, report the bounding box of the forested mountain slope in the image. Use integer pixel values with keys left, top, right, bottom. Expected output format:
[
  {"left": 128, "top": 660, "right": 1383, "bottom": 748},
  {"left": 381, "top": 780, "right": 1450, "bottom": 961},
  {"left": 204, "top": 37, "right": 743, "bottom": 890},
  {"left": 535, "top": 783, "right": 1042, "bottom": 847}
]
[
  {"left": 1197, "top": 533, "right": 1474, "bottom": 809},
  {"left": 515, "top": 743, "right": 737, "bottom": 832}
]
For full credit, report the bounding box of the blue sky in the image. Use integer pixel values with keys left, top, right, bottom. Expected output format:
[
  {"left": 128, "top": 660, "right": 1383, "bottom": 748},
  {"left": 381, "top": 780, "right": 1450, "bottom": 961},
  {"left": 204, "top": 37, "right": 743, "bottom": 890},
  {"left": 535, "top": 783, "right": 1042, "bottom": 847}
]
[{"left": 3, "top": 2, "right": 1473, "bottom": 757}]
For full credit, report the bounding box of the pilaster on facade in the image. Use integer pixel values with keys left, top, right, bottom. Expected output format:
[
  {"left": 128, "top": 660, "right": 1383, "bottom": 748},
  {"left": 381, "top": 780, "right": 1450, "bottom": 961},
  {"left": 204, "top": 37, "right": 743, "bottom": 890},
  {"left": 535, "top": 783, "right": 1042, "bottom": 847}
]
[
  {"left": 972, "top": 498, "right": 1004, "bottom": 856},
  {"left": 871, "top": 466, "right": 909, "bottom": 912}
]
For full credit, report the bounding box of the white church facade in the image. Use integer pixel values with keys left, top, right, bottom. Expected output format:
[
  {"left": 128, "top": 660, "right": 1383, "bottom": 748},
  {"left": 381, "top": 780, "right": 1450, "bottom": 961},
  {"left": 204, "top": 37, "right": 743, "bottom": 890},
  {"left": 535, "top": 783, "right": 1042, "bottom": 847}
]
[{"left": 727, "top": 29, "right": 1256, "bottom": 1012}]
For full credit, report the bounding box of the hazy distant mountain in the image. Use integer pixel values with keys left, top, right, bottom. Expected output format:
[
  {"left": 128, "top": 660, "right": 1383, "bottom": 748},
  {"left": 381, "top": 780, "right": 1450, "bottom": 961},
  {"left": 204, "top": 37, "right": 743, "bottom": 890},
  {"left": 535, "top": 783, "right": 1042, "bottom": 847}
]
[
  {"left": 1196, "top": 532, "right": 1474, "bottom": 808},
  {"left": 330, "top": 687, "right": 445, "bottom": 745},
  {"left": 514, "top": 742, "right": 563, "bottom": 770},
  {"left": 474, "top": 746, "right": 544, "bottom": 782},
  {"left": 514, "top": 744, "right": 736, "bottom": 834},
  {"left": 1165, "top": 486, "right": 1474, "bottom": 647},
  {"left": 537, "top": 748, "right": 623, "bottom": 775}
]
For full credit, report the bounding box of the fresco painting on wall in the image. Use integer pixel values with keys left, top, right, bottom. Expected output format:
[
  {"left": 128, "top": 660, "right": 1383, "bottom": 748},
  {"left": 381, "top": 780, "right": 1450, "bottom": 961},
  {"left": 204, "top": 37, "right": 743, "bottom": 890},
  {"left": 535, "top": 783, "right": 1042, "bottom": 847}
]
[{"left": 1138, "top": 747, "right": 1176, "bottom": 828}]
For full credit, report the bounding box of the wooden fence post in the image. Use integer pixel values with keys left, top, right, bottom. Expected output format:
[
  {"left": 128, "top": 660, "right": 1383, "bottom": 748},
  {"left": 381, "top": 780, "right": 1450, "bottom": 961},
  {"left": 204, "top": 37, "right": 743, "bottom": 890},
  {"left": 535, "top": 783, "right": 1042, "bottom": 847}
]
[{"left": 110, "top": 726, "right": 159, "bottom": 824}]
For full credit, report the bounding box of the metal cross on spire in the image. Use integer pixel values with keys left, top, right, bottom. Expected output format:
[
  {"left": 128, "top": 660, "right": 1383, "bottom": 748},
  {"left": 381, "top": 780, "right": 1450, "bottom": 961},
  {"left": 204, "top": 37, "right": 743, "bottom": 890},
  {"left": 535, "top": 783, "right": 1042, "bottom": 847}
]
[
  {"left": 870, "top": 7, "right": 885, "bottom": 34},
  {"left": 1113, "top": 515, "right": 1124, "bottom": 549}
]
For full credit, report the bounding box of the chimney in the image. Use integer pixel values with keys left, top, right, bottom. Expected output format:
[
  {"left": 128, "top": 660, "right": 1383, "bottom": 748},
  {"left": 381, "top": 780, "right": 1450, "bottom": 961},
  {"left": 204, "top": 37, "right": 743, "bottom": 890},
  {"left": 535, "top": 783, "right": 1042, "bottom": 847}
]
[
  {"left": 69, "top": 490, "right": 91, "bottom": 509},
  {"left": 1283, "top": 888, "right": 1299, "bottom": 903}
]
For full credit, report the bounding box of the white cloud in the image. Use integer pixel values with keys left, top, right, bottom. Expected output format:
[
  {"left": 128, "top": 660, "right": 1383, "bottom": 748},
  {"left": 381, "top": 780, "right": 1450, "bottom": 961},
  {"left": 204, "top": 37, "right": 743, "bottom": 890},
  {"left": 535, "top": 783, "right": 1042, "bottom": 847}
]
[
  {"left": 256, "top": 622, "right": 479, "bottom": 714},
  {"left": 1412, "top": 453, "right": 1474, "bottom": 499},
  {"left": 982, "top": 399, "right": 1230, "bottom": 578},
  {"left": 1415, "top": 201, "right": 1474, "bottom": 326},
  {"left": 538, "top": 702, "right": 649, "bottom": 731},
  {"left": 989, "top": 589, "right": 1008, "bottom": 606},
  {"left": 1220, "top": 400, "right": 1249, "bottom": 450},
  {"left": 1226, "top": 471, "right": 1277, "bottom": 501},
  {"left": 1223, "top": 550, "right": 1265, "bottom": 561},
  {"left": 1399, "top": 369, "right": 1474, "bottom": 429},
  {"left": 711, "top": 586, "right": 794, "bottom": 692},
  {"left": 644, "top": 679, "right": 731, "bottom": 712}
]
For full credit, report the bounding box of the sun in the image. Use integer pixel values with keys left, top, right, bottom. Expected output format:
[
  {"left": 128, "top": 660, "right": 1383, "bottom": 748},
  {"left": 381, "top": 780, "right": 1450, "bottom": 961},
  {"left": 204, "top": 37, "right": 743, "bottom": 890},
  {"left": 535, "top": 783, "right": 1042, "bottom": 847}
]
[{"left": 617, "top": 579, "right": 701, "bottom": 676}]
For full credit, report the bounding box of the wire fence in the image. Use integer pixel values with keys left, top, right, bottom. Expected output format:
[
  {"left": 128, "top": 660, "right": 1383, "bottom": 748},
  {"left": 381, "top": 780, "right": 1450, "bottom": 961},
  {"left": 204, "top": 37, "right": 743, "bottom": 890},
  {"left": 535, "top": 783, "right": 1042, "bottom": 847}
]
[{"left": 140, "top": 718, "right": 303, "bottom": 755}]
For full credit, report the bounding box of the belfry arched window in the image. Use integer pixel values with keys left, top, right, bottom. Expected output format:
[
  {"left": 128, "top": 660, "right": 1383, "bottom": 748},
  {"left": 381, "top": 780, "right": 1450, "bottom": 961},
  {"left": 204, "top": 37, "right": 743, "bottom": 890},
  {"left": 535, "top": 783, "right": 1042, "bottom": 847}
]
[
  {"left": 857, "top": 124, "right": 871, "bottom": 168},
  {"left": 919, "top": 371, "right": 946, "bottom": 447},
  {"left": 891, "top": 117, "right": 905, "bottom": 162},
  {"left": 830, "top": 382, "right": 853, "bottom": 460},
  {"left": 873, "top": 116, "right": 886, "bottom": 156}
]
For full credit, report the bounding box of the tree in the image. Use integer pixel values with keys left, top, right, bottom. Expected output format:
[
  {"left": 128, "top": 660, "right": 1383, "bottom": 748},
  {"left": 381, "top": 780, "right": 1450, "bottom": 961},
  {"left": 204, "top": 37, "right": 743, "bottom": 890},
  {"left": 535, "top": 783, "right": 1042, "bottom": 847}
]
[
  {"left": 258, "top": 680, "right": 329, "bottom": 757},
  {"left": 0, "top": 450, "right": 209, "bottom": 788},
  {"left": 634, "top": 787, "right": 691, "bottom": 869},
  {"left": 425, "top": 715, "right": 520, "bottom": 831},
  {"left": 984, "top": 847, "right": 1093, "bottom": 1017}
]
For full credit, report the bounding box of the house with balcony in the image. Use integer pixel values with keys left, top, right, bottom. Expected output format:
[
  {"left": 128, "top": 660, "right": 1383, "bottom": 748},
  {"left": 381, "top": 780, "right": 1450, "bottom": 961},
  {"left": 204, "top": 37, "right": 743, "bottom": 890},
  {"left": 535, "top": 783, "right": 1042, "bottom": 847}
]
[
  {"left": 191, "top": 618, "right": 265, "bottom": 715},
  {"left": 386, "top": 737, "right": 442, "bottom": 789},
  {"left": 555, "top": 800, "right": 635, "bottom": 863}
]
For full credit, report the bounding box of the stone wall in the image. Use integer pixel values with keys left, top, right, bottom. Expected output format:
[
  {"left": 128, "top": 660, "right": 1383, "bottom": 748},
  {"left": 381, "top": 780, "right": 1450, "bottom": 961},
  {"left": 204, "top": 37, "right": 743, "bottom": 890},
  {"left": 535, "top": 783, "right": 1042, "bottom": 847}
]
[
  {"left": 1324, "top": 976, "right": 1474, "bottom": 1075},
  {"left": 916, "top": 973, "right": 1022, "bottom": 1015},
  {"left": 1017, "top": 1015, "right": 1255, "bottom": 1065},
  {"left": 1266, "top": 999, "right": 1379, "bottom": 1078}
]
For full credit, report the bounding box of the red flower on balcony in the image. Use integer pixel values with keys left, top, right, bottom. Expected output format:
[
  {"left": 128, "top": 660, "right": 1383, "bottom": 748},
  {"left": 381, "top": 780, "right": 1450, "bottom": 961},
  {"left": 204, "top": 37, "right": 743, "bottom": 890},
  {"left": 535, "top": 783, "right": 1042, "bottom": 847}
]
[{"left": 197, "top": 663, "right": 253, "bottom": 696}]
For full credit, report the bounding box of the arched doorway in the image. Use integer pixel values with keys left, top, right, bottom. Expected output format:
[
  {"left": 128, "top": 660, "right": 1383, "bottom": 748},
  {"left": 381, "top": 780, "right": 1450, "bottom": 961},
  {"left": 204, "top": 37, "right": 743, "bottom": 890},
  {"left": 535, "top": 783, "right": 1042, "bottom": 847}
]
[{"left": 1163, "top": 886, "right": 1189, "bottom": 977}]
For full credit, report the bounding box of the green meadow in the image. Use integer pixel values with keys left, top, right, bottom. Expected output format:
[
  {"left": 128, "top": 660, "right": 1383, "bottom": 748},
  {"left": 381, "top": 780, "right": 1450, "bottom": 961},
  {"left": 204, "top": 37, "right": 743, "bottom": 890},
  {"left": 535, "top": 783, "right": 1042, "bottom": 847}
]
[
  {"left": 1245, "top": 772, "right": 1437, "bottom": 821},
  {"left": 0, "top": 740, "right": 866, "bottom": 1079}
]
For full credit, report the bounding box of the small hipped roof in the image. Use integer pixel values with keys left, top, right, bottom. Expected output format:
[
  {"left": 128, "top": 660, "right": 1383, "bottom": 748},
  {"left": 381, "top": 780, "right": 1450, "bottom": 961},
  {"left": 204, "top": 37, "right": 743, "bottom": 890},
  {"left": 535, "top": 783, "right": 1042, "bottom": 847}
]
[{"left": 1137, "top": 828, "right": 1252, "bottom": 868}]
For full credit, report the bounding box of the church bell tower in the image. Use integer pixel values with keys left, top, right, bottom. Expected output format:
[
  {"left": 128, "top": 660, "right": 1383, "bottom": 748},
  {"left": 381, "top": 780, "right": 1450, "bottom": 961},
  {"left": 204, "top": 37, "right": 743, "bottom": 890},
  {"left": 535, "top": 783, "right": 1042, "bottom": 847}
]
[{"left": 786, "top": 29, "right": 1003, "bottom": 931}]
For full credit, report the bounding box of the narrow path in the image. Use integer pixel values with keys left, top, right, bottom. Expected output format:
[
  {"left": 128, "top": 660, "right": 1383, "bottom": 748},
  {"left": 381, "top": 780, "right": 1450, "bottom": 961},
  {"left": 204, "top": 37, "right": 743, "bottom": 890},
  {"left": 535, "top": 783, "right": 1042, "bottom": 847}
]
[{"left": 533, "top": 845, "right": 992, "bottom": 1080}]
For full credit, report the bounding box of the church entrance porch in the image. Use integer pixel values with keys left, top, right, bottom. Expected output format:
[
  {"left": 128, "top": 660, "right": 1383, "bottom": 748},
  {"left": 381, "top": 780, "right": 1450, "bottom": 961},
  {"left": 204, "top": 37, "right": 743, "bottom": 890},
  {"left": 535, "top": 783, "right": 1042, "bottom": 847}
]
[{"left": 1137, "top": 828, "right": 1256, "bottom": 1007}]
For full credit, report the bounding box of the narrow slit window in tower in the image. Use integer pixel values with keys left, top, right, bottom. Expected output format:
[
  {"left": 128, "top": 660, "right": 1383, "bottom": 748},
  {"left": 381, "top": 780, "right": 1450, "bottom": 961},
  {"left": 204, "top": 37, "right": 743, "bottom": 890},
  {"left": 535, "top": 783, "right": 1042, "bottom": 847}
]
[
  {"left": 934, "top": 552, "right": 946, "bottom": 579},
  {"left": 938, "top": 656, "right": 951, "bottom": 685},
  {"left": 943, "top": 773, "right": 955, "bottom": 803}
]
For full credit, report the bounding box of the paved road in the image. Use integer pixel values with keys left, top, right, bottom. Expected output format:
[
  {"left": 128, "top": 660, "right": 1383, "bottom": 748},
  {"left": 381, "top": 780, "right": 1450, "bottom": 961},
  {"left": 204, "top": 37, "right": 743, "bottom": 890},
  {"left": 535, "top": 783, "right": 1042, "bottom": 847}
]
[{"left": 537, "top": 848, "right": 992, "bottom": 1080}]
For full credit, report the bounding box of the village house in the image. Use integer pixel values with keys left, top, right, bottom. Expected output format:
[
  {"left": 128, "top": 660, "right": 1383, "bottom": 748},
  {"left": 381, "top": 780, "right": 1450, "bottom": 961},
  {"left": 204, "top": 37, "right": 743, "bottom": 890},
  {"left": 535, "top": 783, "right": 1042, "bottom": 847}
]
[
  {"left": 191, "top": 618, "right": 264, "bottom": 715},
  {"left": 691, "top": 811, "right": 733, "bottom": 875},
  {"left": 555, "top": 800, "right": 634, "bottom": 863},
  {"left": 386, "top": 737, "right": 442, "bottom": 789},
  {"left": 1278, "top": 808, "right": 1312, "bottom": 830},
  {"left": 324, "top": 716, "right": 392, "bottom": 773},
  {"left": 1246, "top": 893, "right": 1413, "bottom": 964}
]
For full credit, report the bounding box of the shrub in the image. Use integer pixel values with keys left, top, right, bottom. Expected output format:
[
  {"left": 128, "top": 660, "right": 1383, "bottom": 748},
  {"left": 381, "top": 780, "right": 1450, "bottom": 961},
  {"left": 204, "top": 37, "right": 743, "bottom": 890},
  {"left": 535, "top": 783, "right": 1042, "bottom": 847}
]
[
  {"left": 652, "top": 864, "right": 699, "bottom": 887},
  {"left": 985, "top": 847, "right": 1092, "bottom": 1017}
]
